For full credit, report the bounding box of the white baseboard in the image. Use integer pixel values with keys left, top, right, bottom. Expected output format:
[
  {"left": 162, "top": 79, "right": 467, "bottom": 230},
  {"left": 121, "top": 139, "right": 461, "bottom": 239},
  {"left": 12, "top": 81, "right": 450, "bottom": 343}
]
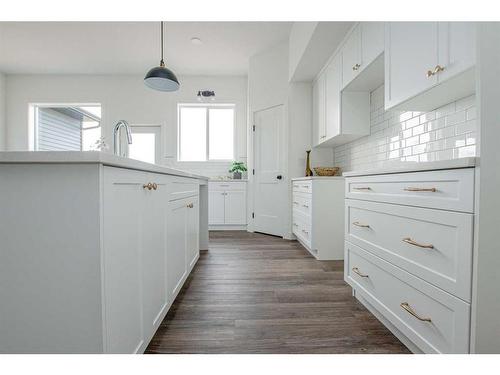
[{"left": 209, "top": 225, "right": 247, "bottom": 231}]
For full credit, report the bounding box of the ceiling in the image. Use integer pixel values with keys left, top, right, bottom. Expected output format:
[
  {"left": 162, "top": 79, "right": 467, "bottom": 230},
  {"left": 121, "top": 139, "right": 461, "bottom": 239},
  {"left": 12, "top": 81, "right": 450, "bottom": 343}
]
[{"left": 0, "top": 22, "right": 293, "bottom": 76}]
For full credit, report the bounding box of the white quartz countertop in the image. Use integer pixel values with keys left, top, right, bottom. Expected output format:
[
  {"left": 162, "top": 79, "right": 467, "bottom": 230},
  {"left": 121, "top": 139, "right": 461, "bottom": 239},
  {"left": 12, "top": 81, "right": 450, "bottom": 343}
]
[
  {"left": 292, "top": 176, "right": 344, "bottom": 181},
  {"left": 209, "top": 179, "right": 248, "bottom": 182},
  {"left": 0, "top": 151, "right": 209, "bottom": 180},
  {"left": 342, "top": 157, "right": 478, "bottom": 177}
]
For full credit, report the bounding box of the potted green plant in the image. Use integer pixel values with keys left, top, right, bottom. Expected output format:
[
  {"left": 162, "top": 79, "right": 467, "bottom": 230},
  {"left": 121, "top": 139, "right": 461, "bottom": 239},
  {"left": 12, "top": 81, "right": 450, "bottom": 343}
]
[{"left": 229, "top": 161, "right": 247, "bottom": 180}]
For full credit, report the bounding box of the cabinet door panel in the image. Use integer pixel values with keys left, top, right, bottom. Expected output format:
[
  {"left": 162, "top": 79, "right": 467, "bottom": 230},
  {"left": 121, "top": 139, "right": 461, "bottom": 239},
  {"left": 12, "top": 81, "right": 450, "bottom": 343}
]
[
  {"left": 187, "top": 197, "right": 200, "bottom": 270},
  {"left": 224, "top": 190, "right": 247, "bottom": 225},
  {"left": 141, "top": 174, "right": 169, "bottom": 335},
  {"left": 325, "top": 53, "right": 342, "bottom": 139},
  {"left": 438, "top": 22, "right": 475, "bottom": 82},
  {"left": 208, "top": 190, "right": 225, "bottom": 224},
  {"left": 167, "top": 199, "right": 188, "bottom": 300},
  {"left": 103, "top": 167, "right": 146, "bottom": 353},
  {"left": 385, "top": 22, "right": 438, "bottom": 108},
  {"left": 342, "top": 25, "right": 361, "bottom": 88},
  {"left": 313, "top": 74, "right": 326, "bottom": 145},
  {"left": 361, "top": 22, "right": 384, "bottom": 68}
]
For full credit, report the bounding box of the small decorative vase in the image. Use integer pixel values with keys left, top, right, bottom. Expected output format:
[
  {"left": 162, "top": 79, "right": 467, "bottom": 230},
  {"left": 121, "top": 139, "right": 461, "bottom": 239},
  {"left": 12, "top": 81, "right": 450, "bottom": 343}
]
[
  {"left": 233, "top": 171, "right": 242, "bottom": 179},
  {"left": 305, "top": 150, "right": 313, "bottom": 177}
]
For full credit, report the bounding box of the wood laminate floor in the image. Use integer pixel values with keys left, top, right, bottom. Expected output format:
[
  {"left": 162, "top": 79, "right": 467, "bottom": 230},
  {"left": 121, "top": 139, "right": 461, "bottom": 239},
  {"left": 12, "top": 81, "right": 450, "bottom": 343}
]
[{"left": 145, "top": 231, "right": 410, "bottom": 354}]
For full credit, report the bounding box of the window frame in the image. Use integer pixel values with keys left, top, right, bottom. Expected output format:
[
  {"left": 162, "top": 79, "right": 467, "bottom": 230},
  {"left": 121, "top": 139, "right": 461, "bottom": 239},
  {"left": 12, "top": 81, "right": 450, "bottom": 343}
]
[
  {"left": 29, "top": 103, "right": 102, "bottom": 151},
  {"left": 177, "top": 103, "right": 236, "bottom": 163}
]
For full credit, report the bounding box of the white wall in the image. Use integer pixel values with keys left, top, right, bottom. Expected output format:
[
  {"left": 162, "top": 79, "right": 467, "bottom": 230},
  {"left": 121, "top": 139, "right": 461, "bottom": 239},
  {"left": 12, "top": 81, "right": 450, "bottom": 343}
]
[
  {"left": 288, "top": 22, "right": 317, "bottom": 81},
  {"left": 333, "top": 85, "right": 477, "bottom": 172},
  {"left": 5, "top": 74, "right": 247, "bottom": 177},
  {"left": 0, "top": 73, "right": 5, "bottom": 150}
]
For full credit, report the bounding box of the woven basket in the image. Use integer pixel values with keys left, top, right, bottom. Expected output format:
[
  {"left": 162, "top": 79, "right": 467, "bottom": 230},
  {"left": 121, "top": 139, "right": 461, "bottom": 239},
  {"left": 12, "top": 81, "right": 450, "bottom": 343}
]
[{"left": 313, "top": 167, "right": 340, "bottom": 176}]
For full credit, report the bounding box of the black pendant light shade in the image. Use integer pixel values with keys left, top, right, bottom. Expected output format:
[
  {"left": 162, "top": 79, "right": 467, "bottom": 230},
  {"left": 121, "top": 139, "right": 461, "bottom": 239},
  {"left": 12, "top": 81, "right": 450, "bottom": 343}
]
[{"left": 144, "top": 22, "right": 180, "bottom": 92}]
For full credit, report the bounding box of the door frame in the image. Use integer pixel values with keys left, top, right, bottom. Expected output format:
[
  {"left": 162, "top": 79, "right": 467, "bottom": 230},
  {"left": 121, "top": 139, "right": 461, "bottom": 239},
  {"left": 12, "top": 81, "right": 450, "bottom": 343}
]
[{"left": 248, "top": 103, "right": 290, "bottom": 238}]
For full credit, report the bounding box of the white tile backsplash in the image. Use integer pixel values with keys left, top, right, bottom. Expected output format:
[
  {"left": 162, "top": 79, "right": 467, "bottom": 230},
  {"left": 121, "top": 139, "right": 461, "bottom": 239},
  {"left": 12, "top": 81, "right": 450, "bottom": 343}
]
[{"left": 333, "top": 85, "right": 477, "bottom": 172}]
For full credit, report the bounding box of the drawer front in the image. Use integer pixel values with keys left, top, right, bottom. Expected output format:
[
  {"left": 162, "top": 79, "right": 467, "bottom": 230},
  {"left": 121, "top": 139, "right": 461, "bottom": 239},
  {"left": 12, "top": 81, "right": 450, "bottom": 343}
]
[
  {"left": 209, "top": 181, "right": 247, "bottom": 191},
  {"left": 345, "top": 199, "right": 473, "bottom": 301},
  {"left": 170, "top": 180, "right": 199, "bottom": 201},
  {"left": 293, "top": 212, "right": 312, "bottom": 248},
  {"left": 345, "top": 168, "right": 474, "bottom": 212},
  {"left": 345, "top": 242, "right": 470, "bottom": 353},
  {"left": 292, "top": 180, "right": 312, "bottom": 194},
  {"left": 292, "top": 192, "right": 312, "bottom": 217}
]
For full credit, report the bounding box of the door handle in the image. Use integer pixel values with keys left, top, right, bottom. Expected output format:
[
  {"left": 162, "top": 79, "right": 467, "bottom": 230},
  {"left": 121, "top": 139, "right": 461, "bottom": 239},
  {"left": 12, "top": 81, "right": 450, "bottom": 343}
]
[{"left": 277, "top": 175, "right": 283, "bottom": 180}]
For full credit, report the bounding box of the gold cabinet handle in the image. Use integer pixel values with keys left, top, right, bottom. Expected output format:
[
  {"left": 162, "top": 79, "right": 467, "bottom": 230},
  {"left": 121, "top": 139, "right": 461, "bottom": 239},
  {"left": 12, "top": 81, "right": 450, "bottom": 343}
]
[
  {"left": 426, "top": 64, "right": 445, "bottom": 77},
  {"left": 352, "top": 63, "right": 361, "bottom": 71},
  {"left": 400, "top": 302, "right": 432, "bottom": 322},
  {"left": 187, "top": 203, "right": 194, "bottom": 208},
  {"left": 352, "top": 267, "right": 369, "bottom": 278},
  {"left": 353, "top": 187, "right": 371, "bottom": 191},
  {"left": 353, "top": 221, "right": 370, "bottom": 228},
  {"left": 143, "top": 182, "right": 153, "bottom": 190},
  {"left": 404, "top": 187, "right": 437, "bottom": 192},
  {"left": 152, "top": 182, "right": 158, "bottom": 190},
  {"left": 302, "top": 204, "right": 309, "bottom": 208},
  {"left": 402, "top": 237, "right": 434, "bottom": 249}
]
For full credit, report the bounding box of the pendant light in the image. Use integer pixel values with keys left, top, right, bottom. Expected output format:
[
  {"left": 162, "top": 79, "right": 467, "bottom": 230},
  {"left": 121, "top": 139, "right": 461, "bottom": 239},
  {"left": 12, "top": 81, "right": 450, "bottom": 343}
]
[{"left": 144, "top": 21, "right": 180, "bottom": 92}]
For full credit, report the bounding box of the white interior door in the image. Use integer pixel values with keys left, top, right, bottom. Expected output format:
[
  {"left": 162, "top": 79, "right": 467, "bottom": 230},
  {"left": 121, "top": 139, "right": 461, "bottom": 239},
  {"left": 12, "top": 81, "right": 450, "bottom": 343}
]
[{"left": 253, "top": 105, "right": 286, "bottom": 237}]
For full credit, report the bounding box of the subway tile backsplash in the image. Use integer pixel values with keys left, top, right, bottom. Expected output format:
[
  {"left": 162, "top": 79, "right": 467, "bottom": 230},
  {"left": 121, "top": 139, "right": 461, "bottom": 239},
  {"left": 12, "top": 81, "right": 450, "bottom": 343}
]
[{"left": 333, "top": 85, "right": 477, "bottom": 172}]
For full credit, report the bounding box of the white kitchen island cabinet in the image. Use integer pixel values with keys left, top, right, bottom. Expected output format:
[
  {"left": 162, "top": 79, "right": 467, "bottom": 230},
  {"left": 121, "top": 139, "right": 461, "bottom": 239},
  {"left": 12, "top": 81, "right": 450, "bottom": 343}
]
[{"left": 0, "top": 152, "right": 208, "bottom": 354}]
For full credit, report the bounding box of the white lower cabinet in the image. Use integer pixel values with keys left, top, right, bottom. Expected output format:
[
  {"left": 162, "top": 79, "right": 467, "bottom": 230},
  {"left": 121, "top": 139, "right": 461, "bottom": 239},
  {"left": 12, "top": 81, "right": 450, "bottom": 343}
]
[
  {"left": 291, "top": 177, "right": 345, "bottom": 260},
  {"left": 208, "top": 181, "right": 247, "bottom": 229},
  {"left": 344, "top": 166, "right": 475, "bottom": 353}
]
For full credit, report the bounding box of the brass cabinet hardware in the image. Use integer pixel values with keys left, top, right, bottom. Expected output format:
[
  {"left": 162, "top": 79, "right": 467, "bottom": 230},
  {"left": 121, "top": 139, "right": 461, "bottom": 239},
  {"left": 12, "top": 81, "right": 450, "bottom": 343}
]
[
  {"left": 353, "top": 187, "right": 372, "bottom": 191},
  {"left": 352, "top": 63, "right": 361, "bottom": 71},
  {"left": 404, "top": 187, "right": 437, "bottom": 192},
  {"left": 400, "top": 302, "right": 432, "bottom": 322},
  {"left": 302, "top": 204, "right": 309, "bottom": 208},
  {"left": 143, "top": 182, "right": 153, "bottom": 190},
  {"left": 320, "top": 135, "right": 327, "bottom": 139},
  {"left": 402, "top": 237, "right": 434, "bottom": 249},
  {"left": 301, "top": 229, "right": 309, "bottom": 235},
  {"left": 352, "top": 267, "right": 369, "bottom": 278},
  {"left": 187, "top": 203, "right": 194, "bottom": 208},
  {"left": 426, "top": 64, "right": 445, "bottom": 77},
  {"left": 353, "top": 221, "right": 370, "bottom": 228},
  {"left": 293, "top": 201, "right": 299, "bottom": 205},
  {"left": 152, "top": 182, "right": 158, "bottom": 190}
]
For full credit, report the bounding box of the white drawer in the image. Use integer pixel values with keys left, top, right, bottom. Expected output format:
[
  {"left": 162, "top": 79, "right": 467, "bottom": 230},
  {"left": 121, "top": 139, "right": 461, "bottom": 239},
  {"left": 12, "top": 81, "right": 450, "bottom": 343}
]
[
  {"left": 170, "top": 180, "right": 199, "bottom": 201},
  {"left": 345, "top": 168, "right": 474, "bottom": 213},
  {"left": 345, "top": 242, "right": 470, "bottom": 353},
  {"left": 293, "top": 212, "right": 312, "bottom": 248},
  {"left": 292, "top": 192, "right": 312, "bottom": 217},
  {"left": 345, "top": 199, "right": 473, "bottom": 301},
  {"left": 292, "top": 180, "right": 312, "bottom": 194},
  {"left": 209, "top": 181, "right": 246, "bottom": 191}
]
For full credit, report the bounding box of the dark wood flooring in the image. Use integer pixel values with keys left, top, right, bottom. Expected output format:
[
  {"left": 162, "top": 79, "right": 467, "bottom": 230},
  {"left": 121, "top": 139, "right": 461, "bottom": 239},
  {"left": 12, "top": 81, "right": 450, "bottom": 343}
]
[{"left": 145, "top": 231, "right": 410, "bottom": 354}]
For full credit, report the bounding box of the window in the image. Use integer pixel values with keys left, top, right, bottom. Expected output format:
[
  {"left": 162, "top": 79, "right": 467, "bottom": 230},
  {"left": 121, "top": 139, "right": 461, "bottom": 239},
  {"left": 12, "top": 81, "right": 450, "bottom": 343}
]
[
  {"left": 32, "top": 104, "right": 101, "bottom": 151},
  {"left": 178, "top": 104, "right": 235, "bottom": 162},
  {"left": 128, "top": 125, "right": 161, "bottom": 164}
]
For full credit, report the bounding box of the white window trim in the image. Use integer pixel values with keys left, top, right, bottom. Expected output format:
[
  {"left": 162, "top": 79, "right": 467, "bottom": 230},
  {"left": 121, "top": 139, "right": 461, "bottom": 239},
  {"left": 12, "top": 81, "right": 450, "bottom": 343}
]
[{"left": 177, "top": 103, "right": 236, "bottom": 163}]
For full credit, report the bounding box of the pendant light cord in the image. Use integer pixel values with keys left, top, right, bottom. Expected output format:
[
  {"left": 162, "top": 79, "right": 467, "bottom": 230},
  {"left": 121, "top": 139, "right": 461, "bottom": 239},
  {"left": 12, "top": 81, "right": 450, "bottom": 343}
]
[{"left": 160, "top": 21, "right": 165, "bottom": 67}]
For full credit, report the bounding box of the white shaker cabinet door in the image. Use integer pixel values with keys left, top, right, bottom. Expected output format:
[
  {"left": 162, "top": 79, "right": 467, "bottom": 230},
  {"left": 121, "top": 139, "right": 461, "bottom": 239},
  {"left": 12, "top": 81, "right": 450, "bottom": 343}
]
[
  {"left": 312, "top": 73, "right": 326, "bottom": 145},
  {"left": 385, "top": 22, "right": 439, "bottom": 109},
  {"left": 325, "top": 52, "right": 342, "bottom": 140},
  {"left": 208, "top": 190, "right": 225, "bottom": 225},
  {"left": 438, "top": 22, "right": 476, "bottom": 82},
  {"left": 167, "top": 198, "right": 188, "bottom": 300},
  {"left": 102, "top": 167, "right": 146, "bottom": 354},
  {"left": 224, "top": 190, "right": 247, "bottom": 225},
  {"left": 361, "top": 22, "right": 384, "bottom": 67},
  {"left": 186, "top": 196, "right": 200, "bottom": 270},
  {"left": 342, "top": 24, "right": 361, "bottom": 88}
]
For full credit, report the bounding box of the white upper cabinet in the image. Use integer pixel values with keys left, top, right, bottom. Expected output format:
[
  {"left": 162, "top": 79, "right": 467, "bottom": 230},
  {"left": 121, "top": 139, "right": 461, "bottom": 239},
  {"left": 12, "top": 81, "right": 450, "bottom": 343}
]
[
  {"left": 312, "top": 73, "right": 326, "bottom": 146},
  {"left": 342, "top": 25, "right": 361, "bottom": 88},
  {"left": 385, "top": 22, "right": 476, "bottom": 111},
  {"left": 325, "top": 53, "right": 342, "bottom": 140},
  {"left": 361, "top": 22, "right": 385, "bottom": 68}
]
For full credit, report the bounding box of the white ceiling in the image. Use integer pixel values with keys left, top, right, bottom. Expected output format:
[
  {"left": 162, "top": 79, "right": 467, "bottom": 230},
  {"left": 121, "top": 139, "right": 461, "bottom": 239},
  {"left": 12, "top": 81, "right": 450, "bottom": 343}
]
[{"left": 0, "top": 22, "right": 293, "bottom": 76}]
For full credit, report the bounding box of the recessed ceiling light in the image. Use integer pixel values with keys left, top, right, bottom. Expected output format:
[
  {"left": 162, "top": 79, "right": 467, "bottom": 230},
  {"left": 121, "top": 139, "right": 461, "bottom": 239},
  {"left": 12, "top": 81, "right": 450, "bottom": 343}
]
[{"left": 191, "top": 37, "right": 202, "bottom": 45}]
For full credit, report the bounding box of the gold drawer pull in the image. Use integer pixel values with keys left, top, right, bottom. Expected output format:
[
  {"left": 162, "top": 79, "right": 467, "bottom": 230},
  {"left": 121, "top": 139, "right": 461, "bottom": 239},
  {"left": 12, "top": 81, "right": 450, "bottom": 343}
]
[
  {"left": 152, "top": 182, "right": 158, "bottom": 190},
  {"left": 352, "top": 63, "right": 361, "bottom": 71},
  {"left": 352, "top": 267, "right": 369, "bottom": 278},
  {"left": 353, "top": 221, "right": 370, "bottom": 228},
  {"left": 400, "top": 302, "right": 432, "bottom": 322},
  {"left": 302, "top": 204, "right": 309, "bottom": 208},
  {"left": 143, "top": 182, "right": 153, "bottom": 190},
  {"left": 402, "top": 237, "right": 434, "bottom": 249},
  {"left": 353, "top": 187, "right": 371, "bottom": 191},
  {"left": 404, "top": 187, "right": 437, "bottom": 192},
  {"left": 187, "top": 203, "right": 194, "bottom": 208},
  {"left": 426, "top": 64, "right": 445, "bottom": 77}
]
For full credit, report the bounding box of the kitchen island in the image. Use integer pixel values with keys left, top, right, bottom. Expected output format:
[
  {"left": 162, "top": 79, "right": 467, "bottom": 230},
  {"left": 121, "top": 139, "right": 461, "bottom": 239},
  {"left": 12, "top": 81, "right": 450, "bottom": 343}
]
[{"left": 0, "top": 151, "right": 209, "bottom": 353}]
